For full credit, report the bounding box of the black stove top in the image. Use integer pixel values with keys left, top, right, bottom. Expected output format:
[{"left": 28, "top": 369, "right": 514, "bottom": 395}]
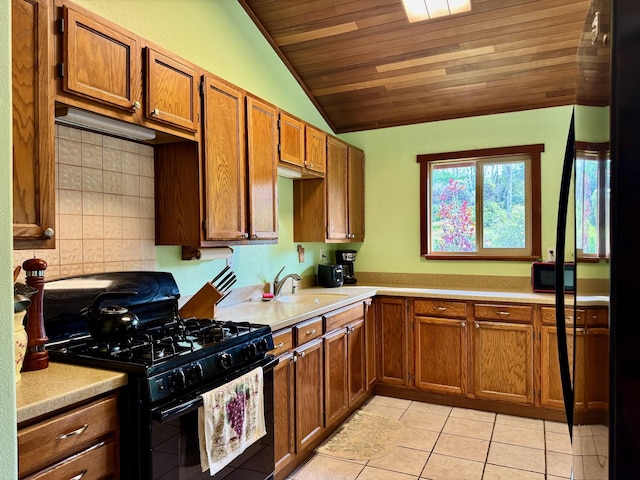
[{"left": 42, "top": 272, "right": 274, "bottom": 403}]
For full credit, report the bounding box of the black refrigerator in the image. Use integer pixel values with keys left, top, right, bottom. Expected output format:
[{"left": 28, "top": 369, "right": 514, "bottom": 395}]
[{"left": 554, "top": 0, "right": 640, "bottom": 478}]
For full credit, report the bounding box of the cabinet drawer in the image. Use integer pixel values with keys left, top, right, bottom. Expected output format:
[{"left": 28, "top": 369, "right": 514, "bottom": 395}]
[
  {"left": 294, "top": 317, "right": 323, "bottom": 344},
  {"left": 540, "top": 307, "right": 585, "bottom": 326},
  {"left": 324, "top": 302, "right": 364, "bottom": 332},
  {"left": 25, "top": 437, "right": 118, "bottom": 480},
  {"left": 586, "top": 307, "right": 608, "bottom": 327},
  {"left": 18, "top": 395, "right": 118, "bottom": 477},
  {"left": 414, "top": 299, "right": 467, "bottom": 319},
  {"left": 474, "top": 304, "right": 532, "bottom": 323},
  {"left": 272, "top": 328, "right": 293, "bottom": 356}
]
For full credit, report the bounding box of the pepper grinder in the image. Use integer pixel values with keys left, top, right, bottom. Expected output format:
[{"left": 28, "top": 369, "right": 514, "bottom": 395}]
[{"left": 22, "top": 258, "right": 49, "bottom": 371}]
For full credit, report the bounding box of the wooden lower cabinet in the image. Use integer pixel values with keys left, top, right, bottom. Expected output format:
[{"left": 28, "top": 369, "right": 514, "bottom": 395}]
[
  {"left": 414, "top": 315, "right": 467, "bottom": 396},
  {"left": 18, "top": 393, "right": 119, "bottom": 479},
  {"left": 541, "top": 325, "right": 586, "bottom": 411},
  {"left": 586, "top": 327, "right": 609, "bottom": 412},
  {"left": 293, "top": 338, "right": 325, "bottom": 453},
  {"left": 376, "top": 297, "right": 410, "bottom": 387},
  {"left": 274, "top": 352, "right": 295, "bottom": 472},
  {"left": 472, "top": 320, "right": 534, "bottom": 405}
]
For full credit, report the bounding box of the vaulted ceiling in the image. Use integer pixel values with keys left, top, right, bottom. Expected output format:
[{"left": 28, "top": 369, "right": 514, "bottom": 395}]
[{"left": 238, "top": 0, "right": 609, "bottom": 133}]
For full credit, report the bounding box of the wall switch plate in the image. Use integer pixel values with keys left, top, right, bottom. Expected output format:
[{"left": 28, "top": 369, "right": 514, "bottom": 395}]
[{"left": 546, "top": 247, "right": 555, "bottom": 262}]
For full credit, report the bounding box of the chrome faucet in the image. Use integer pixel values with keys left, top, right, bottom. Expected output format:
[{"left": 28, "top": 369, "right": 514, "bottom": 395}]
[{"left": 273, "top": 266, "right": 302, "bottom": 296}]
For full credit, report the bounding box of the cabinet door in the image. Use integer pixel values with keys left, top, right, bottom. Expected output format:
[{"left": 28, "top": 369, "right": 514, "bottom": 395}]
[
  {"left": 60, "top": 5, "right": 141, "bottom": 112},
  {"left": 324, "top": 328, "right": 348, "bottom": 427},
  {"left": 365, "top": 299, "right": 377, "bottom": 389},
  {"left": 326, "top": 136, "right": 349, "bottom": 241},
  {"left": 12, "top": 0, "right": 55, "bottom": 249},
  {"left": 294, "top": 339, "right": 324, "bottom": 452},
  {"left": 246, "top": 95, "right": 278, "bottom": 240},
  {"left": 586, "top": 327, "right": 609, "bottom": 412},
  {"left": 541, "top": 326, "right": 586, "bottom": 411},
  {"left": 279, "top": 112, "right": 304, "bottom": 168},
  {"left": 305, "top": 125, "right": 326, "bottom": 176},
  {"left": 415, "top": 316, "right": 467, "bottom": 396},
  {"left": 347, "top": 146, "right": 365, "bottom": 242},
  {"left": 145, "top": 47, "right": 199, "bottom": 132},
  {"left": 473, "top": 321, "right": 534, "bottom": 405},
  {"left": 201, "top": 75, "right": 247, "bottom": 241},
  {"left": 347, "top": 318, "right": 366, "bottom": 405},
  {"left": 274, "top": 353, "right": 296, "bottom": 473},
  {"left": 376, "top": 297, "right": 410, "bottom": 386}
]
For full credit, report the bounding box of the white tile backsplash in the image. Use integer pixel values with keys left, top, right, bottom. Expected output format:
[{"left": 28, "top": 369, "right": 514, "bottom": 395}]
[{"left": 14, "top": 127, "right": 156, "bottom": 281}]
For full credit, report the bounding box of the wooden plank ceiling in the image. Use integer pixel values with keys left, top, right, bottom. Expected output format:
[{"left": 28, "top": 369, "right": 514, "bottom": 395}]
[{"left": 238, "top": 0, "right": 609, "bottom": 133}]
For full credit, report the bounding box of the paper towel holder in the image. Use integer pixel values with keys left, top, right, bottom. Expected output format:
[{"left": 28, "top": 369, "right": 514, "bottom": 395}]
[{"left": 181, "top": 245, "right": 233, "bottom": 261}]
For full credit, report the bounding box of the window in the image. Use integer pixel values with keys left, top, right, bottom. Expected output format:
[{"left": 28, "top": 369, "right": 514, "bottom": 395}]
[
  {"left": 418, "top": 145, "right": 543, "bottom": 260},
  {"left": 575, "top": 142, "right": 610, "bottom": 259}
]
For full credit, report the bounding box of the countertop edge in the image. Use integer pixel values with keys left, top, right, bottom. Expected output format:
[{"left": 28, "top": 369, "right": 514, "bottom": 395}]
[{"left": 16, "top": 362, "right": 128, "bottom": 424}]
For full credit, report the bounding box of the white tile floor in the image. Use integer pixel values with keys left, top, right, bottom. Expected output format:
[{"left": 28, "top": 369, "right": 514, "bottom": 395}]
[{"left": 287, "top": 395, "right": 609, "bottom": 480}]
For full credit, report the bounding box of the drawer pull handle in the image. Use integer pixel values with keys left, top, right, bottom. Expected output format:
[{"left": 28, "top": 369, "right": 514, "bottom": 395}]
[
  {"left": 435, "top": 306, "right": 446, "bottom": 311},
  {"left": 306, "top": 329, "right": 316, "bottom": 335},
  {"left": 497, "top": 311, "right": 511, "bottom": 316},
  {"left": 566, "top": 316, "right": 573, "bottom": 321},
  {"left": 57, "top": 424, "right": 88, "bottom": 440},
  {"left": 274, "top": 342, "right": 284, "bottom": 349},
  {"left": 69, "top": 470, "right": 87, "bottom": 480}
]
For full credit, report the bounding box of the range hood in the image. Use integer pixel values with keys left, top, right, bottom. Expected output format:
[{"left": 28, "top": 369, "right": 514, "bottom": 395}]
[{"left": 55, "top": 106, "right": 156, "bottom": 141}]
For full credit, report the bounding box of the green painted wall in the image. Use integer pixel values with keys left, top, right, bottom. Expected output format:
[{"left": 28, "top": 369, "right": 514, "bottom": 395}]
[{"left": 1, "top": 0, "right": 18, "bottom": 475}]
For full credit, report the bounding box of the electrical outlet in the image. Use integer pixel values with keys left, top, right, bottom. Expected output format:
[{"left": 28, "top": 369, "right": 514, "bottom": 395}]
[
  {"left": 546, "top": 247, "right": 555, "bottom": 262},
  {"left": 320, "top": 248, "right": 325, "bottom": 259}
]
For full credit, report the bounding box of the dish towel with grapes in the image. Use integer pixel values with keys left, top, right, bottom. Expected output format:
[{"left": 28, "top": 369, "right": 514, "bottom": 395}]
[{"left": 198, "top": 366, "right": 266, "bottom": 475}]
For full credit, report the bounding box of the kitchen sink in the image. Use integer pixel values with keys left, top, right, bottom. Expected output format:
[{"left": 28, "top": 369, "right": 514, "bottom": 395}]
[{"left": 275, "top": 293, "right": 348, "bottom": 304}]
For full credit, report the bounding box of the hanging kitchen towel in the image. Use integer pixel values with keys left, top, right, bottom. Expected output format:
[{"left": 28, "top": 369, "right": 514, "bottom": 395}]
[{"left": 198, "top": 366, "right": 266, "bottom": 476}]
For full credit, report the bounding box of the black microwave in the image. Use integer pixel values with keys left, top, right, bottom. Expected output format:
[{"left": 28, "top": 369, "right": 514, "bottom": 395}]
[{"left": 531, "top": 261, "right": 575, "bottom": 293}]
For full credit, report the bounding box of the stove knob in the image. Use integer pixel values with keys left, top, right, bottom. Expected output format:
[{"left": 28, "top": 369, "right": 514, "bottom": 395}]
[
  {"left": 257, "top": 338, "right": 269, "bottom": 352},
  {"left": 218, "top": 353, "right": 233, "bottom": 369},
  {"left": 169, "top": 370, "right": 186, "bottom": 390},
  {"left": 186, "top": 363, "right": 204, "bottom": 383},
  {"left": 244, "top": 343, "right": 258, "bottom": 359}
]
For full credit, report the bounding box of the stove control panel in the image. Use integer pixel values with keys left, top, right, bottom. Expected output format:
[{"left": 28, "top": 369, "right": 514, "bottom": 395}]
[{"left": 147, "top": 331, "right": 274, "bottom": 403}]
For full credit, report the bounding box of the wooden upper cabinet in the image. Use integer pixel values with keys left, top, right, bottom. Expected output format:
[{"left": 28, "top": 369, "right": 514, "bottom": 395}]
[
  {"left": 12, "top": 0, "right": 56, "bottom": 249},
  {"left": 201, "top": 74, "right": 247, "bottom": 242},
  {"left": 59, "top": 4, "right": 141, "bottom": 114},
  {"left": 305, "top": 126, "right": 326, "bottom": 176},
  {"left": 347, "top": 145, "right": 365, "bottom": 242},
  {"left": 246, "top": 95, "right": 278, "bottom": 241},
  {"left": 326, "top": 137, "right": 349, "bottom": 241},
  {"left": 279, "top": 112, "right": 305, "bottom": 169},
  {"left": 144, "top": 46, "right": 199, "bottom": 132},
  {"left": 56, "top": 1, "right": 198, "bottom": 140}
]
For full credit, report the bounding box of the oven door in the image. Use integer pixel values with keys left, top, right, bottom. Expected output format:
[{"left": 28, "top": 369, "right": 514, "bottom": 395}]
[{"left": 149, "top": 356, "right": 277, "bottom": 480}]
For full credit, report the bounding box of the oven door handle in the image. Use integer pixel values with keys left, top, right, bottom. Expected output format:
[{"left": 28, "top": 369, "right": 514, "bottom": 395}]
[{"left": 152, "top": 355, "right": 278, "bottom": 424}]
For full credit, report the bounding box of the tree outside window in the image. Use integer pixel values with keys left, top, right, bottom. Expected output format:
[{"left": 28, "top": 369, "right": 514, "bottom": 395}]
[{"left": 418, "top": 145, "right": 543, "bottom": 260}]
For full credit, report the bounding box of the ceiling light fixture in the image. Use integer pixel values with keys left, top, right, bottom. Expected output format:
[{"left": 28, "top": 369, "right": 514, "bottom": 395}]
[
  {"left": 401, "top": 0, "right": 471, "bottom": 22},
  {"left": 55, "top": 106, "right": 156, "bottom": 141}
]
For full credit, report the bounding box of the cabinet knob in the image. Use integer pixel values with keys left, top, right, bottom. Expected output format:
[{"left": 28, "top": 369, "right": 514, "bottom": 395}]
[
  {"left": 243, "top": 233, "right": 249, "bottom": 239},
  {"left": 461, "top": 321, "right": 466, "bottom": 327},
  {"left": 151, "top": 108, "right": 160, "bottom": 116},
  {"left": 475, "top": 323, "right": 480, "bottom": 328},
  {"left": 132, "top": 101, "right": 141, "bottom": 110},
  {"left": 296, "top": 351, "right": 305, "bottom": 358},
  {"left": 43, "top": 228, "right": 55, "bottom": 238}
]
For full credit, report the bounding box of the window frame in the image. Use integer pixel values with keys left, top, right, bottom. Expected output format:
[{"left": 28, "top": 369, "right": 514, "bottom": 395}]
[{"left": 418, "top": 144, "right": 544, "bottom": 260}]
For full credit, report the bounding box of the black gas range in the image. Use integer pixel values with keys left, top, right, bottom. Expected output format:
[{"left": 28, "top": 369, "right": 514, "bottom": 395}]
[{"left": 42, "top": 271, "right": 277, "bottom": 480}]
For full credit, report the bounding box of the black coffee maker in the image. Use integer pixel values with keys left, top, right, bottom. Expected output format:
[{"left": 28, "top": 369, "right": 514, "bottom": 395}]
[{"left": 335, "top": 250, "right": 357, "bottom": 284}]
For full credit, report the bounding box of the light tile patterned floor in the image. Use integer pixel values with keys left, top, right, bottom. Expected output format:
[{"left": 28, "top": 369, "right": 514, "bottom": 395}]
[{"left": 287, "top": 395, "right": 609, "bottom": 480}]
